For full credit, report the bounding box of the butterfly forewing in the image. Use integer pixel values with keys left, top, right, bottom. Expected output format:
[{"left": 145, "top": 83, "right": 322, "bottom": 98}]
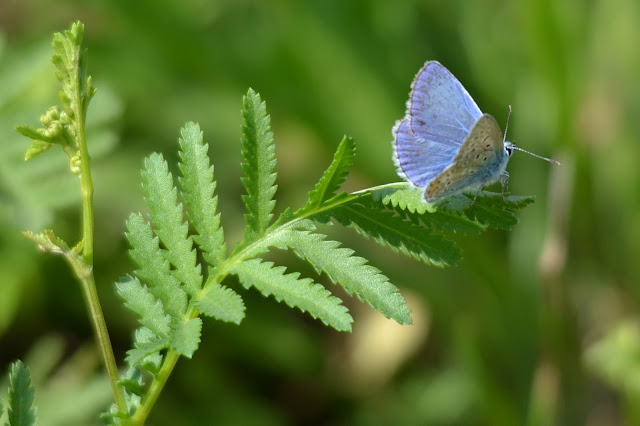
[
  {"left": 393, "top": 61, "right": 484, "bottom": 188},
  {"left": 424, "top": 114, "right": 506, "bottom": 202},
  {"left": 409, "top": 61, "right": 483, "bottom": 146}
]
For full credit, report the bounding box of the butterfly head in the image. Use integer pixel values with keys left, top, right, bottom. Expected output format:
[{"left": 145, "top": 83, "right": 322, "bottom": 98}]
[
  {"left": 506, "top": 142, "right": 561, "bottom": 165},
  {"left": 504, "top": 141, "right": 515, "bottom": 157}
]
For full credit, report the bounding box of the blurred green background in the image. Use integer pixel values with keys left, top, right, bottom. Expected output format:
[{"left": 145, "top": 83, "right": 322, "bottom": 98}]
[{"left": 1, "top": 0, "right": 639, "bottom": 425}]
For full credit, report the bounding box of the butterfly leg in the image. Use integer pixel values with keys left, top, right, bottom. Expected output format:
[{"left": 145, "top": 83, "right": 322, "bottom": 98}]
[{"left": 499, "top": 171, "right": 510, "bottom": 198}]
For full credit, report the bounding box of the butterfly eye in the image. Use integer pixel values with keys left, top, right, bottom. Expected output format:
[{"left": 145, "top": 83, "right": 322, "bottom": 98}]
[{"left": 505, "top": 145, "right": 514, "bottom": 156}]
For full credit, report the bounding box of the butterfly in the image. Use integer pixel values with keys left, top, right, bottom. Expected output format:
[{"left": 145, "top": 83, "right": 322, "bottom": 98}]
[{"left": 392, "top": 60, "right": 559, "bottom": 204}]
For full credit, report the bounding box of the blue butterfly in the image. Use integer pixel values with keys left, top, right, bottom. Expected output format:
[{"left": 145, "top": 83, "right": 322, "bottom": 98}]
[{"left": 393, "top": 61, "right": 558, "bottom": 203}]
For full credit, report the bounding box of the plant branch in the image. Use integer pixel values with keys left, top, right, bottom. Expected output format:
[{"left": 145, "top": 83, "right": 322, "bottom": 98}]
[{"left": 129, "top": 349, "right": 180, "bottom": 425}]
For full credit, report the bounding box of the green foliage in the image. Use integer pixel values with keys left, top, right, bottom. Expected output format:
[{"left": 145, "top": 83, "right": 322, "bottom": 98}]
[
  {"left": 6, "top": 361, "right": 37, "bottom": 426},
  {"left": 11, "top": 19, "right": 540, "bottom": 426},
  {"left": 296, "top": 135, "right": 355, "bottom": 215},
  {"left": 240, "top": 89, "right": 278, "bottom": 244},
  {"left": 115, "top": 88, "right": 534, "bottom": 421},
  {"left": 15, "top": 22, "right": 95, "bottom": 163}
]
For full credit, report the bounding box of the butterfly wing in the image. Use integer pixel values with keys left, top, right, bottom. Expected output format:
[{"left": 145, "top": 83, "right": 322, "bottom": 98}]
[
  {"left": 393, "top": 61, "right": 483, "bottom": 187},
  {"left": 409, "top": 61, "right": 483, "bottom": 146},
  {"left": 424, "top": 114, "right": 508, "bottom": 202},
  {"left": 392, "top": 117, "right": 461, "bottom": 187}
]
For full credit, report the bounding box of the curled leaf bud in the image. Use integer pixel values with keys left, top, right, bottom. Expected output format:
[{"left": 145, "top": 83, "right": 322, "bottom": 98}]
[
  {"left": 40, "top": 106, "right": 60, "bottom": 126},
  {"left": 59, "top": 110, "right": 71, "bottom": 124},
  {"left": 70, "top": 152, "right": 82, "bottom": 174},
  {"left": 43, "top": 121, "right": 63, "bottom": 139}
]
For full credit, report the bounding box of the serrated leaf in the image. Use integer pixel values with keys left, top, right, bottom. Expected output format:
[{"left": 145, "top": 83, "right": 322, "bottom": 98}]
[
  {"left": 51, "top": 22, "right": 94, "bottom": 123},
  {"left": 452, "top": 192, "right": 534, "bottom": 230},
  {"left": 23, "top": 139, "right": 54, "bottom": 160},
  {"left": 116, "top": 276, "right": 171, "bottom": 338},
  {"left": 7, "top": 360, "right": 37, "bottom": 426},
  {"left": 129, "top": 328, "right": 164, "bottom": 373},
  {"left": 501, "top": 194, "right": 536, "bottom": 210},
  {"left": 22, "top": 229, "right": 70, "bottom": 254},
  {"left": 141, "top": 153, "right": 202, "bottom": 297},
  {"left": 240, "top": 89, "right": 277, "bottom": 243},
  {"left": 282, "top": 230, "right": 411, "bottom": 325},
  {"left": 177, "top": 122, "right": 226, "bottom": 266},
  {"left": 371, "top": 185, "right": 485, "bottom": 234},
  {"left": 126, "top": 213, "right": 188, "bottom": 319},
  {"left": 126, "top": 338, "right": 168, "bottom": 369},
  {"left": 318, "top": 199, "right": 461, "bottom": 267},
  {"left": 296, "top": 136, "right": 355, "bottom": 215},
  {"left": 170, "top": 317, "right": 202, "bottom": 358},
  {"left": 117, "top": 368, "right": 145, "bottom": 397},
  {"left": 195, "top": 284, "right": 245, "bottom": 324},
  {"left": 231, "top": 258, "right": 353, "bottom": 331}
]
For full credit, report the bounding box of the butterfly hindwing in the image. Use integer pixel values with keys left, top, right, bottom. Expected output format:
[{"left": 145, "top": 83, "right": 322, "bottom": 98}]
[
  {"left": 424, "top": 114, "right": 507, "bottom": 202},
  {"left": 393, "top": 117, "right": 461, "bottom": 187}
]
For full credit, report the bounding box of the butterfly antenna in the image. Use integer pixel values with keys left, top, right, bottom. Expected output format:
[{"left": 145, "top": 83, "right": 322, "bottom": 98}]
[
  {"left": 511, "top": 145, "right": 562, "bottom": 165},
  {"left": 503, "top": 105, "right": 512, "bottom": 143}
]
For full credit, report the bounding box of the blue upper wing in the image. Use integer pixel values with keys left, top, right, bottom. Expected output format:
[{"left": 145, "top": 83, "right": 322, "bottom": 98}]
[{"left": 393, "top": 61, "right": 483, "bottom": 187}]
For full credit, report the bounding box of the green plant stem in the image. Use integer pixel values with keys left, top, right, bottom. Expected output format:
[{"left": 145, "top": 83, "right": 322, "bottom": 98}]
[
  {"left": 74, "top": 96, "right": 128, "bottom": 416},
  {"left": 130, "top": 349, "right": 180, "bottom": 425}
]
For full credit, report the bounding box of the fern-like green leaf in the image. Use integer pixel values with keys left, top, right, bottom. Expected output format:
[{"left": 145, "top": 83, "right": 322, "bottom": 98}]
[
  {"left": 296, "top": 136, "right": 355, "bottom": 215},
  {"left": 177, "top": 122, "right": 226, "bottom": 267},
  {"left": 240, "top": 89, "right": 277, "bottom": 243},
  {"left": 51, "top": 21, "right": 95, "bottom": 125},
  {"left": 116, "top": 276, "right": 171, "bottom": 338},
  {"left": 195, "top": 284, "right": 246, "bottom": 324},
  {"left": 126, "top": 338, "right": 168, "bottom": 370},
  {"left": 117, "top": 368, "right": 145, "bottom": 397},
  {"left": 317, "top": 198, "right": 461, "bottom": 267},
  {"left": 283, "top": 229, "right": 412, "bottom": 325},
  {"left": 127, "top": 327, "right": 164, "bottom": 372},
  {"left": 141, "top": 153, "right": 202, "bottom": 297},
  {"left": 126, "top": 213, "right": 187, "bottom": 319},
  {"left": 170, "top": 318, "right": 202, "bottom": 358},
  {"left": 231, "top": 258, "right": 353, "bottom": 331},
  {"left": 371, "top": 185, "right": 484, "bottom": 234},
  {"left": 7, "top": 360, "right": 37, "bottom": 426},
  {"left": 21, "top": 229, "right": 70, "bottom": 254},
  {"left": 440, "top": 192, "right": 535, "bottom": 230}
]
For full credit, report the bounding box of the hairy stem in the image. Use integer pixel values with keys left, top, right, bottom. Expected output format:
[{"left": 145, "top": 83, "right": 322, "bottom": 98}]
[{"left": 72, "top": 78, "right": 128, "bottom": 415}]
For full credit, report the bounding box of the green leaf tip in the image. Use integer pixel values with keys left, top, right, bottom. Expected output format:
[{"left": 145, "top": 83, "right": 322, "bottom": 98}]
[
  {"left": 195, "top": 284, "right": 246, "bottom": 325},
  {"left": 170, "top": 317, "right": 202, "bottom": 358},
  {"left": 297, "top": 136, "right": 356, "bottom": 215},
  {"left": 177, "top": 121, "right": 227, "bottom": 267},
  {"left": 116, "top": 276, "right": 172, "bottom": 338},
  {"left": 51, "top": 20, "right": 95, "bottom": 118},
  {"left": 283, "top": 229, "right": 412, "bottom": 325},
  {"left": 17, "top": 20, "right": 95, "bottom": 162},
  {"left": 240, "top": 89, "right": 278, "bottom": 243},
  {"left": 325, "top": 199, "right": 462, "bottom": 267},
  {"left": 232, "top": 258, "right": 353, "bottom": 332},
  {"left": 7, "top": 360, "right": 37, "bottom": 426},
  {"left": 22, "top": 229, "right": 70, "bottom": 254},
  {"left": 141, "top": 153, "right": 202, "bottom": 298},
  {"left": 371, "top": 185, "right": 534, "bottom": 234}
]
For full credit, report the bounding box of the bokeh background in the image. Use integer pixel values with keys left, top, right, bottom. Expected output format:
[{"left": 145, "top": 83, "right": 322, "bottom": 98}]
[{"left": 1, "top": 1, "right": 639, "bottom": 425}]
